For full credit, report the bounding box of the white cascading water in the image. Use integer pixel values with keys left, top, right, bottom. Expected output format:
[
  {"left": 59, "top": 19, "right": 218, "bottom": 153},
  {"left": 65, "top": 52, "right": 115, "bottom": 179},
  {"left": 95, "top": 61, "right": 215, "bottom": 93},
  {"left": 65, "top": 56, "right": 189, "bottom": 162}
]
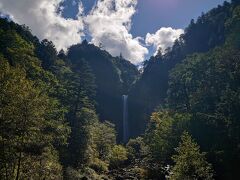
[{"left": 122, "top": 95, "right": 129, "bottom": 143}]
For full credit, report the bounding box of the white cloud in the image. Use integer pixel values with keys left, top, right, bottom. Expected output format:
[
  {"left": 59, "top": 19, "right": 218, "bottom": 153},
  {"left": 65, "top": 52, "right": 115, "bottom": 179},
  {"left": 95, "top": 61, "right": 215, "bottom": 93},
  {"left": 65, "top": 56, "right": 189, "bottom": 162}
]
[
  {"left": 84, "top": 0, "right": 148, "bottom": 64},
  {"left": 0, "top": 0, "right": 184, "bottom": 63},
  {"left": 0, "top": 0, "right": 85, "bottom": 51},
  {"left": 146, "top": 27, "right": 184, "bottom": 55}
]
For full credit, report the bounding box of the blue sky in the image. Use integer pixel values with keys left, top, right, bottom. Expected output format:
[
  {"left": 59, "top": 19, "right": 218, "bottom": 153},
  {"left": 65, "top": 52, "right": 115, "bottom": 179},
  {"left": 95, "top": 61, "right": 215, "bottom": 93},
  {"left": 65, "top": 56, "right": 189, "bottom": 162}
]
[
  {"left": 61, "top": 0, "right": 228, "bottom": 61},
  {"left": 132, "top": 0, "right": 228, "bottom": 36},
  {"left": 0, "top": 0, "right": 229, "bottom": 64},
  {"left": 62, "top": 0, "right": 228, "bottom": 36}
]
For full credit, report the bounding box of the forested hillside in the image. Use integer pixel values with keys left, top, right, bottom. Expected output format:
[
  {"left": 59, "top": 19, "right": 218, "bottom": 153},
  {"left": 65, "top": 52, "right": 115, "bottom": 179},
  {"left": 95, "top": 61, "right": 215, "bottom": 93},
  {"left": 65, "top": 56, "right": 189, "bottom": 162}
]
[
  {"left": 129, "top": 0, "right": 236, "bottom": 137},
  {"left": 67, "top": 42, "right": 138, "bottom": 140},
  {"left": 0, "top": 17, "right": 137, "bottom": 179},
  {"left": 0, "top": 0, "right": 240, "bottom": 179}
]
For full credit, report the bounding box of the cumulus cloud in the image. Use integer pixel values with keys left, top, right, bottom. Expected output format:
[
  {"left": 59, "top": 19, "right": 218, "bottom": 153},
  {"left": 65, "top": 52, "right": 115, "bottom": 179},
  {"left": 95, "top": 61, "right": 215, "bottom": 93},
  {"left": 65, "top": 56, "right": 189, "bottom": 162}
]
[
  {"left": 85, "top": 0, "right": 148, "bottom": 64},
  {"left": 0, "top": 0, "right": 85, "bottom": 51},
  {"left": 146, "top": 27, "right": 184, "bottom": 55},
  {"left": 0, "top": 0, "right": 184, "bottom": 63}
]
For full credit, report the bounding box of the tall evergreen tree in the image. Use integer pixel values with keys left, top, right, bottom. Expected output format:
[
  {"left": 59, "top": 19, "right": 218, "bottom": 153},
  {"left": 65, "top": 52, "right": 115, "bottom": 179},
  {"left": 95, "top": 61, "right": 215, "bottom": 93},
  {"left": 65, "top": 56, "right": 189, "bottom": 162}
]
[
  {"left": 0, "top": 57, "right": 69, "bottom": 179},
  {"left": 170, "top": 132, "right": 214, "bottom": 180}
]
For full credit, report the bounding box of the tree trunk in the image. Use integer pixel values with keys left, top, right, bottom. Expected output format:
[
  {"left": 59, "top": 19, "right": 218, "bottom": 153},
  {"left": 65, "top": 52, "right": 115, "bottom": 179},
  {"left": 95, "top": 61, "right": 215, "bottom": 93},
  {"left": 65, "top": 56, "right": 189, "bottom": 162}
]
[{"left": 15, "top": 151, "right": 22, "bottom": 180}]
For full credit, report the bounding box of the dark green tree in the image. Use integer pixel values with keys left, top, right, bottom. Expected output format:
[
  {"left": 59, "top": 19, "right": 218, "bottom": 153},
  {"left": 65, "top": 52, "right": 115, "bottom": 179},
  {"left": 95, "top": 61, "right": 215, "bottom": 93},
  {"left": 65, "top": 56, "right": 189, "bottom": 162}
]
[
  {"left": 0, "top": 57, "right": 69, "bottom": 179},
  {"left": 170, "top": 132, "right": 214, "bottom": 180}
]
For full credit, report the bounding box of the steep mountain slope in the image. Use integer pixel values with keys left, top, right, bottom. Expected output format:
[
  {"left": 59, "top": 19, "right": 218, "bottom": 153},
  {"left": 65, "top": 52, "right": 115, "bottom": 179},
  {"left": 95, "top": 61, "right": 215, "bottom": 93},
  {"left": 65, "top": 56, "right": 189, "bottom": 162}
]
[
  {"left": 128, "top": 0, "right": 239, "bottom": 137},
  {"left": 67, "top": 41, "right": 139, "bottom": 140},
  {"left": 1, "top": 1, "right": 240, "bottom": 179},
  {"left": 0, "top": 17, "right": 138, "bottom": 179}
]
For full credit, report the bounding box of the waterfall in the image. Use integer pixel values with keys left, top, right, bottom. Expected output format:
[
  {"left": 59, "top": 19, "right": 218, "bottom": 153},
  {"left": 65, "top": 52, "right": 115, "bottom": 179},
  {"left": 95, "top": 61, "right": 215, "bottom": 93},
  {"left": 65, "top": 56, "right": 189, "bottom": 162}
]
[{"left": 122, "top": 95, "right": 129, "bottom": 143}]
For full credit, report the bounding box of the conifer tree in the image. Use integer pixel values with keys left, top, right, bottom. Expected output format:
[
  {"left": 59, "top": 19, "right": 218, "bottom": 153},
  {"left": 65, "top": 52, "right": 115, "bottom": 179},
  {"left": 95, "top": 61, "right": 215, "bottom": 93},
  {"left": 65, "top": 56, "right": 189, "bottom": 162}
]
[{"left": 170, "top": 132, "right": 214, "bottom": 180}]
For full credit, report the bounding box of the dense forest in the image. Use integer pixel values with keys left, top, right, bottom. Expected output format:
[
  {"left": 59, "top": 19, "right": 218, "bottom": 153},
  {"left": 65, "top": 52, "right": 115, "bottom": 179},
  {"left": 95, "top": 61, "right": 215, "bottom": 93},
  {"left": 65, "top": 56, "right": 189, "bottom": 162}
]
[{"left": 0, "top": 0, "right": 240, "bottom": 179}]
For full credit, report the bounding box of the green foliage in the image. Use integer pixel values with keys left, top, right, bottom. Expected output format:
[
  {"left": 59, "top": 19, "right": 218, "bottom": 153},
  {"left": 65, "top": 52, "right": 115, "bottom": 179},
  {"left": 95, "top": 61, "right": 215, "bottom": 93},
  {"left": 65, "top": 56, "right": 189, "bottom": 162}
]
[
  {"left": 36, "top": 39, "right": 58, "bottom": 70},
  {"left": 20, "top": 147, "right": 63, "bottom": 180},
  {"left": 145, "top": 110, "right": 191, "bottom": 164},
  {"left": 91, "top": 122, "right": 116, "bottom": 161},
  {"left": 76, "top": 120, "right": 116, "bottom": 173},
  {"left": 109, "top": 145, "right": 128, "bottom": 168},
  {"left": 61, "top": 55, "right": 117, "bottom": 173},
  {"left": 170, "top": 132, "right": 214, "bottom": 180},
  {"left": 65, "top": 166, "right": 109, "bottom": 180},
  {"left": 136, "top": 5, "right": 240, "bottom": 178},
  {"left": 0, "top": 58, "right": 69, "bottom": 179},
  {"left": 113, "top": 55, "right": 139, "bottom": 93},
  {"left": 125, "top": 137, "right": 150, "bottom": 179},
  {"left": 68, "top": 42, "right": 139, "bottom": 140},
  {"left": 129, "top": 55, "right": 169, "bottom": 136},
  {"left": 0, "top": 1, "right": 240, "bottom": 179},
  {"left": 128, "top": 1, "right": 237, "bottom": 137},
  {"left": 65, "top": 167, "right": 82, "bottom": 180},
  {"left": 126, "top": 137, "right": 148, "bottom": 161},
  {"left": 89, "top": 158, "right": 109, "bottom": 173},
  {"left": 0, "top": 18, "right": 121, "bottom": 178},
  {"left": 68, "top": 107, "right": 98, "bottom": 167},
  {"left": 167, "top": 45, "right": 240, "bottom": 179},
  {"left": 225, "top": 5, "right": 240, "bottom": 47},
  {"left": 0, "top": 30, "right": 42, "bottom": 78}
]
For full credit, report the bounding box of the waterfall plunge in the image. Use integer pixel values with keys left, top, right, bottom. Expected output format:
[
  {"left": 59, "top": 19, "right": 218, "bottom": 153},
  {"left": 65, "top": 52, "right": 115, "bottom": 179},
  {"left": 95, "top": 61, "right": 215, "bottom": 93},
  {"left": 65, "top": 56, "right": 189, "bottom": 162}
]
[{"left": 122, "top": 95, "right": 129, "bottom": 143}]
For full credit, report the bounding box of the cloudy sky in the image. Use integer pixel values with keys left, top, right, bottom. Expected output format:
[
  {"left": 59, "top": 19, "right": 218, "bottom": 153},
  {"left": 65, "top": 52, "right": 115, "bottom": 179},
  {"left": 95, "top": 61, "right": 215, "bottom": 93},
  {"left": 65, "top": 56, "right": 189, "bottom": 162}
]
[{"left": 0, "top": 0, "right": 227, "bottom": 64}]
